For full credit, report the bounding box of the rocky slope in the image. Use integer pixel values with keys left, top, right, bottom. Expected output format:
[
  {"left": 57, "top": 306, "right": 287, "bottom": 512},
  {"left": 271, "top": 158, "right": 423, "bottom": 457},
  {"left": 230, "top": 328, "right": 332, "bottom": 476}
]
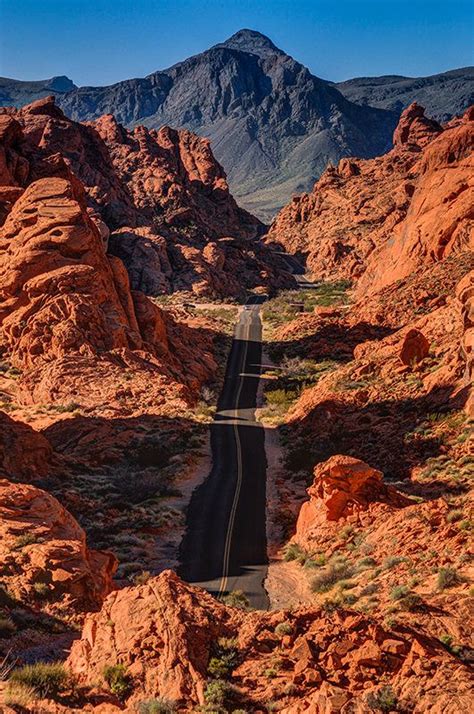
[
  {"left": 336, "top": 67, "right": 474, "bottom": 122},
  {"left": 0, "top": 74, "right": 77, "bottom": 108},
  {"left": 260, "top": 206, "right": 473, "bottom": 685},
  {"left": 0, "top": 95, "right": 292, "bottom": 300},
  {"left": 62, "top": 570, "right": 471, "bottom": 712},
  {"left": 1, "top": 30, "right": 399, "bottom": 221},
  {"left": 267, "top": 103, "right": 474, "bottom": 294}
]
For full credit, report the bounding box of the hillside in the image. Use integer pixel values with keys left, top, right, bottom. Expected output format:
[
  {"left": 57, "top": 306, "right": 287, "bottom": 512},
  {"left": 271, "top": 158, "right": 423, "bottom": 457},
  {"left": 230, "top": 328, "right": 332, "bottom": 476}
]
[
  {"left": 335, "top": 67, "right": 474, "bottom": 121},
  {"left": 1, "top": 30, "right": 399, "bottom": 221}
]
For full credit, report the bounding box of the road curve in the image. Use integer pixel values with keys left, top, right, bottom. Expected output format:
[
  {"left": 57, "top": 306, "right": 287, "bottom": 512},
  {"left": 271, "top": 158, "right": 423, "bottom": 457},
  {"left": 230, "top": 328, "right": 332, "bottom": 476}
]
[{"left": 179, "top": 295, "right": 269, "bottom": 609}]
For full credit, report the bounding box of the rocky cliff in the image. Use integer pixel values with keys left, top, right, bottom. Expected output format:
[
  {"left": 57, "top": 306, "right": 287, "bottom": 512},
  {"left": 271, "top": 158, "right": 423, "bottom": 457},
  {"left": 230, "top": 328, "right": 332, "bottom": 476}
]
[
  {"left": 0, "top": 96, "right": 293, "bottom": 299},
  {"left": 336, "top": 67, "right": 474, "bottom": 121},
  {"left": 268, "top": 103, "right": 473, "bottom": 294},
  {"left": 1, "top": 30, "right": 399, "bottom": 221}
]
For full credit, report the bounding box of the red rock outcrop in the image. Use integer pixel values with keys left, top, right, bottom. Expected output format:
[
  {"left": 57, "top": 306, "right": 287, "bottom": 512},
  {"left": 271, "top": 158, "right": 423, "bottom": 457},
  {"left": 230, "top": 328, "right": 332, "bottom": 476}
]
[
  {"left": 0, "top": 478, "right": 116, "bottom": 613},
  {"left": 295, "top": 455, "right": 410, "bottom": 549},
  {"left": 0, "top": 411, "right": 53, "bottom": 479},
  {"left": 457, "top": 269, "right": 474, "bottom": 414},
  {"left": 0, "top": 174, "right": 216, "bottom": 406},
  {"left": 359, "top": 107, "right": 474, "bottom": 294},
  {"left": 0, "top": 97, "right": 293, "bottom": 299},
  {"left": 399, "top": 328, "right": 430, "bottom": 366},
  {"left": 67, "top": 569, "right": 473, "bottom": 712},
  {"left": 267, "top": 103, "right": 473, "bottom": 295}
]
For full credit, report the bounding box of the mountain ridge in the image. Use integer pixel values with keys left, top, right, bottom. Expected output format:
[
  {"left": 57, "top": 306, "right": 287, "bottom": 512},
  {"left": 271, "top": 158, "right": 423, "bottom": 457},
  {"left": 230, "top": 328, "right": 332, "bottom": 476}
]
[{"left": 1, "top": 30, "right": 472, "bottom": 220}]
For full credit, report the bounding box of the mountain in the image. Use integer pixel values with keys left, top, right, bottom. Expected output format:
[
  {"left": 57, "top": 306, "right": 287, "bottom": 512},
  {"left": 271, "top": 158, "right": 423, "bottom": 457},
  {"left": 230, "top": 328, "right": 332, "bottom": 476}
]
[
  {"left": 0, "top": 95, "right": 292, "bottom": 300},
  {"left": 335, "top": 67, "right": 474, "bottom": 122},
  {"left": 1, "top": 32, "right": 471, "bottom": 221},
  {"left": 0, "top": 30, "right": 399, "bottom": 221},
  {"left": 0, "top": 74, "right": 76, "bottom": 106}
]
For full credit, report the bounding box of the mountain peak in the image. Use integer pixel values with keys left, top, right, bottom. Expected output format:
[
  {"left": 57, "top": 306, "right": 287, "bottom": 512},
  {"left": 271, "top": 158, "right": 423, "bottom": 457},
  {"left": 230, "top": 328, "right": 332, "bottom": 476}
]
[{"left": 215, "top": 29, "right": 282, "bottom": 58}]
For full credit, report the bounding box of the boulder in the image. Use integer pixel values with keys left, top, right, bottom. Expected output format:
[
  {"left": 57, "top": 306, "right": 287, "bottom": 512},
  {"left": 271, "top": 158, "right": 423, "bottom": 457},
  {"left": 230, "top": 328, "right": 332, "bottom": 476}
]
[
  {"left": 0, "top": 478, "right": 116, "bottom": 612},
  {"left": 0, "top": 411, "right": 52, "bottom": 480},
  {"left": 399, "top": 328, "right": 430, "bottom": 366}
]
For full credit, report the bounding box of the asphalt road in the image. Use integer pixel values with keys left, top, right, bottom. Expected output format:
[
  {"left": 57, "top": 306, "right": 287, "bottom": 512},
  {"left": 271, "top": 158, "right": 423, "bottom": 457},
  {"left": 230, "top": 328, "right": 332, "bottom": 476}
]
[{"left": 179, "top": 295, "right": 269, "bottom": 609}]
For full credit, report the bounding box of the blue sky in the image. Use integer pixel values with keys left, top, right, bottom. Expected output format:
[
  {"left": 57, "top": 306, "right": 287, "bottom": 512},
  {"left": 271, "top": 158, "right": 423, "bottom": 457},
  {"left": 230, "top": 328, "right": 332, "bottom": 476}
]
[{"left": 1, "top": 0, "right": 473, "bottom": 85}]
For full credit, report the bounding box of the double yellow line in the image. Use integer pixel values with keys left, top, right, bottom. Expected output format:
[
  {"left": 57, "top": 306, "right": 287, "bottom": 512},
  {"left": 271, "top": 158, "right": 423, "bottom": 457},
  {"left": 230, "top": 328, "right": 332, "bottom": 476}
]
[{"left": 218, "top": 308, "right": 252, "bottom": 596}]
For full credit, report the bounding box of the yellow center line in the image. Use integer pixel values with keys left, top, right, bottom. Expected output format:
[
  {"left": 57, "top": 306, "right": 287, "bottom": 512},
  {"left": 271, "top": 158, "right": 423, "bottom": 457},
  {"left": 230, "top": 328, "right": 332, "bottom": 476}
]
[{"left": 218, "top": 308, "right": 252, "bottom": 596}]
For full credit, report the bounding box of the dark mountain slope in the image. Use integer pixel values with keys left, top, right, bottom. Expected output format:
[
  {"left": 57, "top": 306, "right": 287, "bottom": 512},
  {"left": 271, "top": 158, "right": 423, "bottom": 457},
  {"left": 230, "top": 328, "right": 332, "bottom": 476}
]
[
  {"left": 3, "top": 32, "right": 471, "bottom": 220},
  {"left": 335, "top": 67, "right": 474, "bottom": 122},
  {"left": 0, "top": 75, "right": 76, "bottom": 107},
  {"left": 1, "top": 31, "right": 397, "bottom": 221}
]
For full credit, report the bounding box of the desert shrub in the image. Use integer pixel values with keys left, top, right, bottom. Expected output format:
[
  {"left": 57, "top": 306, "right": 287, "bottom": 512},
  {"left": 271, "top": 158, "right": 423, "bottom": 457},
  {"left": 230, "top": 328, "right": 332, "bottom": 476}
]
[
  {"left": 204, "top": 679, "right": 232, "bottom": 707},
  {"left": 4, "top": 682, "right": 37, "bottom": 708},
  {"left": 390, "top": 585, "right": 410, "bottom": 601},
  {"left": 340, "top": 524, "right": 354, "bottom": 540},
  {"left": 358, "top": 556, "right": 377, "bottom": 569},
  {"left": 437, "top": 566, "right": 463, "bottom": 590},
  {"left": 32, "top": 581, "right": 50, "bottom": 599},
  {"left": 137, "top": 698, "right": 176, "bottom": 713},
  {"left": 14, "top": 533, "right": 38, "bottom": 549},
  {"left": 103, "top": 663, "right": 132, "bottom": 698},
  {"left": 0, "top": 616, "right": 16, "bottom": 636},
  {"left": 446, "top": 509, "right": 463, "bottom": 523},
  {"left": 439, "top": 633, "right": 453, "bottom": 648},
  {"left": 52, "top": 402, "right": 80, "bottom": 413},
  {"left": 311, "top": 559, "right": 354, "bottom": 593},
  {"left": 275, "top": 621, "right": 293, "bottom": 637},
  {"left": 321, "top": 594, "right": 344, "bottom": 612},
  {"left": 366, "top": 685, "right": 398, "bottom": 712},
  {"left": 399, "top": 593, "right": 423, "bottom": 611},
  {"left": 383, "top": 556, "right": 407, "bottom": 570},
  {"left": 220, "top": 590, "right": 249, "bottom": 609},
  {"left": 265, "top": 388, "right": 299, "bottom": 407},
  {"left": 306, "top": 553, "right": 327, "bottom": 568},
  {"left": 207, "top": 638, "right": 240, "bottom": 679},
  {"left": 10, "top": 662, "right": 71, "bottom": 699},
  {"left": 133, "top": 570, "right": 152, "bottom": 586},
  {"left": 360, "top": 582, "right": 380, "bottom": 597},
  {"left": 283, "top": 542, "right": 307, "bottom": 563}
]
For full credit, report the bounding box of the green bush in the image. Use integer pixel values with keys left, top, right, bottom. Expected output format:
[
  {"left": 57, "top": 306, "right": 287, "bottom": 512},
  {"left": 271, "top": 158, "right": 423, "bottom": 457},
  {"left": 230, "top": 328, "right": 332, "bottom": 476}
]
[
  {"left": 10, "top": 662, "right": 71, "bottom": 699},
  {"left": 137, "top": 698, "right": 176, "bottom": 713},
  {"left": 283, "top": 542, "right": 307, "bottom": 563},
  {"left": 358, "top": 556, "right": 377, "bottom": 569},
  {"left": 103, "top": 664, "right": 132, "bottom": 698},
  {"left": 383, "top": 556, "right": 407, "bottom": 570},
  {"left": 204, "top": 679, "right": 232, "bottom": 707},
  {"left": 366, "top": 685, "right": 398, "bottom": 712},
  {"left": 311, "top": 559, "right": 355, "bottom": 593},
  {"left": 275, "top": 621, "right": 293, "bottom": 637},
  {"left": 437, "top": 566, "right": 463, "bottom": 590},
  {"left": 14, "top": 533, "right": 38, "bottom": 549},
  {"left": 0, "top": 616, "right": 16, "bottom": 636},
  {"left": 4, "top": 683, "right": 37, "bottom": 708},
  {"left": 33, "top": 582, "right": 50, "bottom": 599},
  {"left": 207, "top": 638, "right": 240, "bottom": 679},
  {"left": 390, "top": 585, "right": 410, "bottom": 601},
  {"left": 220, "top": 590, "right": 249, "bottom": 610}
]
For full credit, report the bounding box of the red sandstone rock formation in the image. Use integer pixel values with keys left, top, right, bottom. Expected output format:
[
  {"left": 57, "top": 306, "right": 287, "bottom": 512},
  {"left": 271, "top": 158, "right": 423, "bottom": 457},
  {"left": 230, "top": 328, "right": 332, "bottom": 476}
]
[
  {"left": 0, "top": 174, "right": 216, "bottom": 406},
  {"left": 457, "top": 269, "right": 474, "bottom": 414},
  {"left": 0, "top": 97, "right": 293, "bottom": 299},
  {"left": 66, "top": 569, "right": 472, "bottom": 712},
  {"left": 399, "top": 328, "right": 430, "bottom": 366},
  {"left": 267, "top": 103, "right": 473, "bottom": 294},
  {"left": 295, "top": 455, "right": 410, "bottom": 549},
  {"left": 0, "top": 478, "right": 116, "bottom": 613},
  {"left": 0, "top": 411, "right": 52, "bottom": 479}
]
